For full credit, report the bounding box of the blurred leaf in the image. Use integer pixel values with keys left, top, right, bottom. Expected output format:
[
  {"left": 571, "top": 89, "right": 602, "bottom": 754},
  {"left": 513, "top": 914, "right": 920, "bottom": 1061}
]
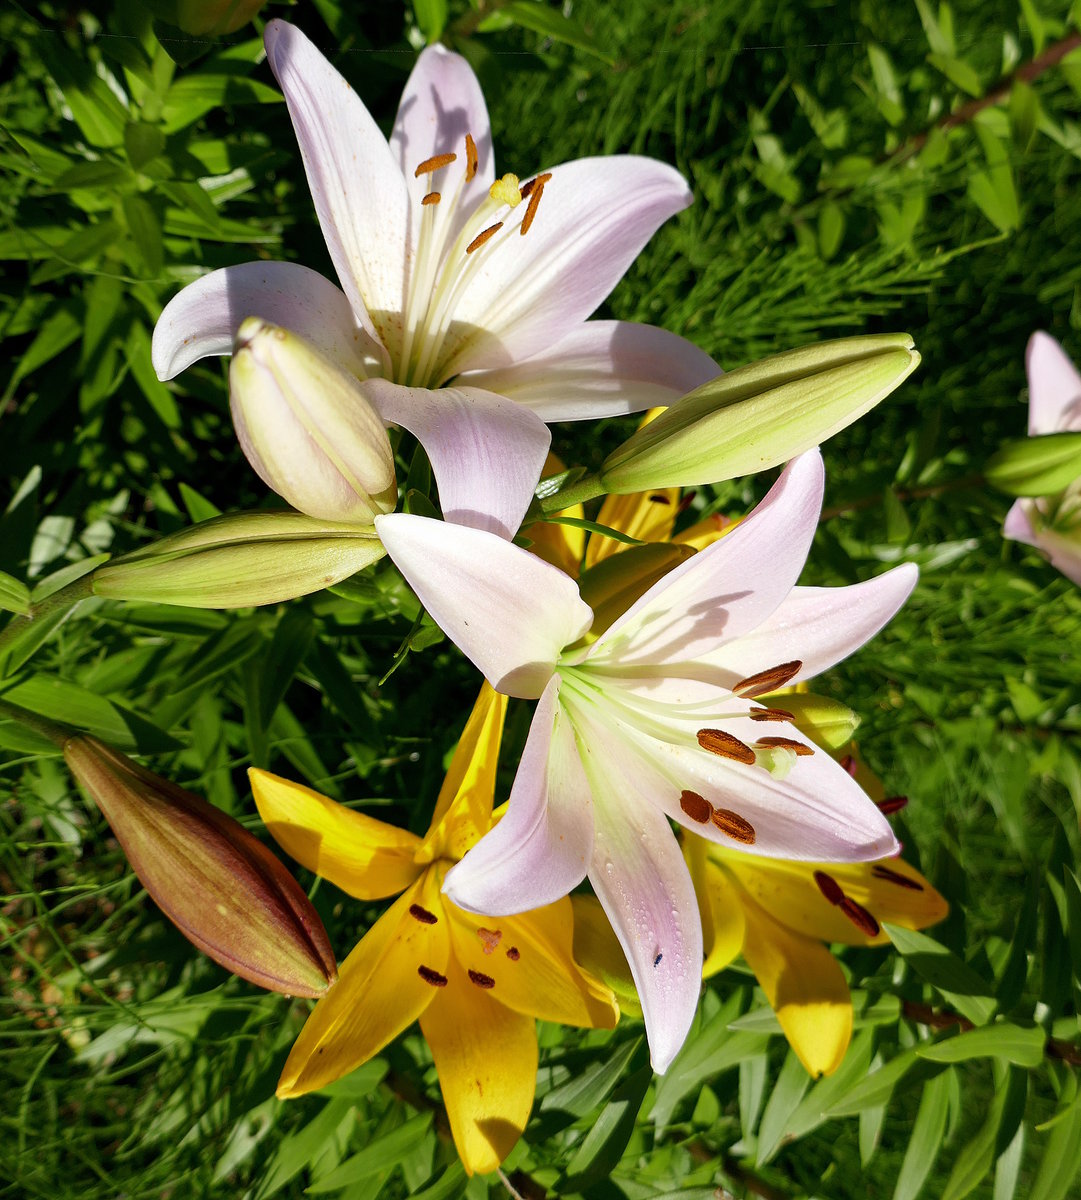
[
  {"left": 413, "top": 0, "right": 448, "bottom": 41},
  {"left": 885, "top": 924, "right": 997, "bottom": 1025},
  {"left": 497, "top": 1, "right": 615, "bottom": 64},
  {"left": 258, "top": 608, "right": 315, "bottom": 730},
  {"left": 1009, "top": 80, "right": 1039, "bottom": 152},
  {"left": 562, "top": 1062, "right": 652, "bottom": 1187},
  {"left": 0, "top": 573, "right": 31, "bottom": 616},
  {"left": 927, "top": 52, "right": 982, "bottom": 96},
  {"left": 1030, "top": 1084, "right": 1081, "bottom": 1200},
  {"left": 993, "top": 1120, "right": 1026, "bottom": 1200},
  {"left": 307, "top": 1113, "right": 433, "bottom": 1192},
  {"left": 756, "top": 1049, "right": 811, "bottom": 1164},
  {"left": 916, "top": 1023, "right": 1045, "bottom": 1067},
  {"left": 125, "top": 120, "right": 166, "bottom": 169},
  {"left": 540, "top": 1036, "right": 642, "bottom": 1118},
  {"left": 941, "top": 1065, "right": 1027, "bottom": 1200},
  {"left": 122, "top": 194, "right": 164, "bottom": 277},
  {"left": 894, "top": 1069, "right": 953, "bottom": 1200}
]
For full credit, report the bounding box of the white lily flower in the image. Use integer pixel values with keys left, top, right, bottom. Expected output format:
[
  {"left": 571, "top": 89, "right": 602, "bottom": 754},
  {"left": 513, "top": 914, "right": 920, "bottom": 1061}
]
[
  {"left": 1004, "top": 332, "right": 1081, "bottom": 585},
  {"left": 152, "top": 20, "right": 719, "bottom": 538},
  {"left": 373, "top": 450, "right": 917, "bottom": 1072}
]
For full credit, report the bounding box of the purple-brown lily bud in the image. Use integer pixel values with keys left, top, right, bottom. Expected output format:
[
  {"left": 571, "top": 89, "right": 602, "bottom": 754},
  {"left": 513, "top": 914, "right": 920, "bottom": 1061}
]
[{"left": 64, "top": 735, "right": 337, "bottom": 998}]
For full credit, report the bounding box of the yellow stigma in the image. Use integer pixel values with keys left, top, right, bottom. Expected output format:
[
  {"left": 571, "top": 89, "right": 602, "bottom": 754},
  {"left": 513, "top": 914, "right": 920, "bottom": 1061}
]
[{"left": 489, "top": 174, "right": 523, "bottom": 207}]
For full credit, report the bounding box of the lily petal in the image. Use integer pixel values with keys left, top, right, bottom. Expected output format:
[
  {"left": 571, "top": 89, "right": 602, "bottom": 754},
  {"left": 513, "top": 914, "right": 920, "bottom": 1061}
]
[
  {"left": 571, "top": 703, "right": 702, "bottom": 1073},
  {"left": 420, "top": 953, "right": 537, "bottom": 1176},
  {"left": 250, "top": 769, "right": 422, "bottom": 900},
  {"left": 1003, "top": 498, "right": 1038, "bottom": 548},
  {"left": 152, "top": 261, "right": 378, "bottom": 381},
  {"left": 458, "top": 321, "right": 720, "bottom": 423},
  {"left": 448, "top": 896, "right": 618, "bottom": 1028},
  {"left": 390, "top": 44, "right": 495, "bottom": 265},
  {"left": 700, "top": 563, "right": 918, "bottom": 688},
  {"left": 1027, "top": 331, "right": 1081, "bottom": 435},
  {"left": 363, "top": 380, "right": 550, "bottom": 539},
  {"left": 687, "top": 845, "right": 744, "bottom": 978},
  {"left": 263, "top": 20, "right": 407, "bottom": 358},
  {"left": 585, "top": 485, "right": 681, "bottom": 568},
  {"left": 277, "top": 873, "right": 448, "bottom": 1096},
  {"left": 440, "top": 156, "right": 693, "bottom": 377},
  {"left": 585, "top": 451, "right": 825, "bottom": 669},
  {"left": 570, "top": 893, "right": 643, "bottom": 1017},
  {"left": 738, "top": 895, "right": 853, "bottom": 1078},
  {"left": 374, "top": 515, "right": 592, "bottom": 698},
  {"left": 1014, "top": 521, "right": 1081, "bottom": 585},
  {"left": 443, "top": 675, "right": 595, "bottom": 911}
]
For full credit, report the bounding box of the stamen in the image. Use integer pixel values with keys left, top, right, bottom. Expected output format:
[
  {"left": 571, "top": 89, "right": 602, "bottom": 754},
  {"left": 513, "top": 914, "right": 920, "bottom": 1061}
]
[
  {"left": 871, "top": 865, "right": 924, "bottom": 891},
  {"left": 679, "top": 789, "right": 713, "bottom": 824},
  {"left": 417, "top": 964, "right": 448, "bottom": 987},
  {"left": 466, "top": 222, "right": 504, "bottom": 254},
  {"left": 697, "top": 728, "right": 756, "bottom": 765},
  {"left": 520, "top": 173, "right": 552, "bottom": 236},
  {"left": 506, "top": 946, "right": 520, "bottom": 961},
  {"left": 518, "top": 171, "right": 552, "bottom": 200},
  {"left": 731, "top": 660, "right": 803, "bottom": 698},
  {"left": 468, "top": 969, "right": 495, "bottom": 989},
  {"left": 840, "top": 897, "right": 880, "bottom": 937},
  {"left": 749, "top": 708, "right": 795, "bottom": 723},
  {"left": 840, "top": 754, "right": 857, "bottom": 776},
  {"left": 409, "top": 904, "right": 438, "bottom": 925},
  {"left": 489, "top": 173, "right": 523, "bottom": 207},
  {"left": 649, "top": 493, "right": 672, "bottom": 505},
  {"left": 710, "top": 808, "right": 756, "bottom": 844},
  {"left": 877, "top": 795, "right": 909, "bottom": 815},
  {"left": 813, "top": 870, "right": 844, "bottom": 906},
  {"left": 755, "top": 736, "right": 813, "bottom": 757},
  {"left": 414, "top": 152, "right": 457, "bottom": 177},
  {"left": 421, "top": 191, "right": 440, "bottom": 206},
  {"left": 477, "top": 927, "right": 502, "bottom": 954},
  {"left": 465, "top": 133, "right": 478, "bottom": 182}
]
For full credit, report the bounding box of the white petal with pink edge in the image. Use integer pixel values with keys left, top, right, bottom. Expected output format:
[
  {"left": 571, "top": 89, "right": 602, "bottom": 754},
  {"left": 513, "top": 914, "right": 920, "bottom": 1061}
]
[{"left": 1026, "top": 331, "right": 1081, "bottom": 435}]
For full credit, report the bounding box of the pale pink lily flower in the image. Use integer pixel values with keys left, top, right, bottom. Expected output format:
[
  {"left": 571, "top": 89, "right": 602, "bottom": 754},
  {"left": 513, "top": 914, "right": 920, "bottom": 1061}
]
[
  {"left": 373, "top": 450, "right": 917, "bottom": 1072},
  {"left": 1004, "top": 332, "right": 1081, "bottom": 584},
  {"left": 152, "top": 20, "right": 719, "bottom": 539}
]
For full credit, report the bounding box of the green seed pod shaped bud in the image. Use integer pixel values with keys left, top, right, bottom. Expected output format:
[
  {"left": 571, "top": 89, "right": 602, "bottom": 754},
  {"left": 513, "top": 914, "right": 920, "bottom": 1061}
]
[
  {"left": 985, "top": 431, "right": 1081, "bottom": 497},
  {"left": 92, "top": 510, "right": 386, "bottom": 608},
  {"left": 64, "top": 735, "right": 337, "bottom": 997},
  {"left": 230, "top": 318, "right": 398, "bottom": 524},
  {"left": 600, "top": 334, "right": 920, "bottom": 492},
  {"left": 755, "top": 692, "right": 861, "bottom": 751}
]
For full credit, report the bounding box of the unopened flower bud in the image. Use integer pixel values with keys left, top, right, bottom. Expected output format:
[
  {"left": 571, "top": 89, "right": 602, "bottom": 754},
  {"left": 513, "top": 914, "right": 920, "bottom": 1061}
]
[
  {"left": 230, "top": 318, "right": 398, "bottom": 523},
  {"left": 64, "top": 735, "right": 337, "bottom": 997},
  {"left": 93, "top": 510, "right": 385, "bottom": 608},
  {"left": 985, "top": 431, "right": 1081, "bottom": 497},
  {"left": 764, "top": 692, "right": 861, "bottom": 751},
  {"left": 600, "top": 334, "right": 920, "bottom": 492}
]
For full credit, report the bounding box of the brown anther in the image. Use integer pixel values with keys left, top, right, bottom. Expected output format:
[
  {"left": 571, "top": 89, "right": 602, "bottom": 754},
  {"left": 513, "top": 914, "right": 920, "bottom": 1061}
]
[
  {"left": 813, "top": 870, "right": 844, "bottom": 906},
  {"left": 877, "top": 795, "right": 909, "bottom": 815},
  {"left": 505, "top": 946, "right": 520, "bottom": 961},
  {"left": 466, "top": 222, "right": 503, "bottom": 253},
  {"left": 710, "top": 808, "right": 756, "bottom": 844},
  {"left": 679, "top": 789, "right": 712, "bottom": 824},
  {"left": 840, "top": 897, "right": 880, "bottom": 937},
  {"left": 749, "top": 708, "right": 795, "bottom": 723},
  {"left": 731, "top": 660, "right": 803, "bottom": 698},
  {"left": 871, "top": 865, "right": 925, "bottom": 891},
  {"left": 755, "top": 736, "right": 814, "bottom": 756},
  {"left": 414, "top": 152, "right": 457, "bottom": 177},
  {"left": 696, "top": 728, "right": 756, "bottom": 765},
  {"left": 465, "top": 133, "right": 478, "bottom": 182},
  {"left": 840, "top": 754, "right": 857, "bottom": 776},
  {"left": 649, "top": 493, "right": 672, "bottom": 505},
  {"left": 518, "top": 174, "right": 551, "bottom": 236},
  {"left": 409, "top": 904, "right": 438, "bottom": 925},
  {"left": 477, "top": 927, "right": 502, "bottom": 955},
  {"left": 518, "top": 171, "right": 552, "bottom": 199},
  {"left": 417, "top": 964, "right": 448, "bottom": 987},
  {"left": 468, "top": 969, "right": 496, "bottom": 989},
  {"left": 421, "top": 191, "right": 441, "bottom": 206}
]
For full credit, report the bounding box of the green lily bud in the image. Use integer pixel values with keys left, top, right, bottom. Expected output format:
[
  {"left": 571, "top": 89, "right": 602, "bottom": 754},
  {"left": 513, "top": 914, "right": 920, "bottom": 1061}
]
[
  {"left": 985, "top": 431, "right": 1081, "bottom": 497},
  {"left": 600, "top": 334, "right": 920, "bottom": 492},
  {"left": 760, "top": 692, "right": 861, "bottom": 751},
  {"left": 230, "top": 318, "right": 398, "bottom": 524},
  {"left": 578, "top": 541, "right": 695, "bottom": 638},
  {"left": 92, "top": 510, "right": 386, "bottom": 608},
  {"left": 64, "top": 735, "right": 337, "bottom": 997}
]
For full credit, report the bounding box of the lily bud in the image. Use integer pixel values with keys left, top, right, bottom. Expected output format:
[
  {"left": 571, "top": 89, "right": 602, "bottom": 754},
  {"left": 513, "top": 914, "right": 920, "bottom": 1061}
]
[
  {"left": 600, "top": 334, "right": 920, "bottom": 492},
  {"left": 64, "top": 735, "right": 337, "bottom": 997},
  {"left": 986, "top": 431, "right": 1081, "bottom": 497},
  {"left": 92, "top": 510, "right": 386, "bottom": 608},
  {"left": 230, "top": 318, "right": 398, "bottom": 524},
  {"left": 763, "top": 692, "right": 861, "bottom": 751}
]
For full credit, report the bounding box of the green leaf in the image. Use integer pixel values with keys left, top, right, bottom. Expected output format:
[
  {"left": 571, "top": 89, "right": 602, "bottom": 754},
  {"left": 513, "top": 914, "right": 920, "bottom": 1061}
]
[
  {"left": 916, "top": 1023, "right": 1046, "bottom": 1067},
  {"left": 54, "top": 160, "right": 134, "bottom": 190},
  {"left": 894, "top": 1070, "right": 953, "bottom": 1200},
  {"left": 540, "top": 1036, "right": 642, "bottom": 1118},
  {"left": 31, "top": 555, "right": 110, "bottom": 605},
  {"left": 250, "top": 1098, "right": 355, "bottom": 1199},
  {"left": 413, "top": 0, "right": 448, "bottom": 41},
  {"left": 927, "top": 52, "right": 983, "bottom": 96},
  {"left": 818, "top": 202, "right": 845, "bottom": 260},
  {"left": 885, "top": 924, "right": 997, "bottom": 1025},
  {"left": 941, "top": 1066, "right": 1027, "bottom": 1200},
  {"left": 993, "top": 1121, "right": 1026, "bottom": 1200},
  {"left": 783, "top": 1029, "right": 875, "bottom": 1141},
  {"left": 122, "top": 194, "right": 164, "bottom": 277},
  {"left": 500, "top": 1, "right": 615, "bottom": 64},
  {"left": 258, "top": 609, "right": 315, "bottom": 730},
  {"left": 561, "top": 1063, "right": 652, "bottom": 1188},
  {"left": 160, "top": 73, "right": 282, "bottom": 134},
  {"left": 125, "top": 121, "right": 166, "bottom": 170},
  {"left": 1030, "top": 1088, "right": 1081, "bottom": 1200},
  {"left": 826, "top": 1047, "right": 922, "bottom": 1117},
  {"left": 0, "top": 572, "right": 31, "bottom": 616},
  {"left": 998, "top": 874, "right": 1039, "bottom": 1011},
  {"left": 1064, "top": 867, "right": 1081, "bottom": 1008},
  {"left": 1009, "top": 80, "right": 1039, "bottom": 152},
  {"left": 756, "top": 1049, "right": 812, "bottom": 1164},
  {"left": 306, "top": 1112, "right": 433, "bottom": 1193}
]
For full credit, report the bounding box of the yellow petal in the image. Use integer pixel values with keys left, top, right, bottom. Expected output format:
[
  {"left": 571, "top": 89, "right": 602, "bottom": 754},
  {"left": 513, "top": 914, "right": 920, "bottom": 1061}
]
[
  {"left": 570, "top": 894, "right": 642, "bottom": 1018},
  {"left": 523, "top": 451, "right": 585, "bottom": 577},
  {"left": 717, "top": 847, "right": 946, "bottom": 946},
  {"left": 699, "top": 860, "right": 746, "bottom": 978},
  {"left": 250, "top": 769, "right": 421, "bottom": 899},
  {"left": 419, "top": 684, "right": 507, "bottom": 862},
  {"left": 420, "top": 953, "right": 538, "bottom": 1176},
  {"left": 672, "top": 511, "right": 740, "bottom": 550},
  {"left": 739, "top": 896, "right": 852, "bottom": 1077},
  {"left": 449, "top": 896, "right": 619, "bottom": 1029},
  {"left": 277, "top": 871, "right": 449, "bottom": 1097},
  {"left": 586, "top": 488, "right": 680, "bottom": 567}
]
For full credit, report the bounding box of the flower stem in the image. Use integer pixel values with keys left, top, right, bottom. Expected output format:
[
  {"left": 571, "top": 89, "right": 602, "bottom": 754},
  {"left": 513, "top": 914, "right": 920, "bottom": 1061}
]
[
  {"left": 0, "top": 574, "right": 95, "bottom": 676},
  {"left": 0, "top": 699, "right": 71, "bottom": 748},
  {"left": 538, "top": 472, "right": 607, "bottom": 514}
]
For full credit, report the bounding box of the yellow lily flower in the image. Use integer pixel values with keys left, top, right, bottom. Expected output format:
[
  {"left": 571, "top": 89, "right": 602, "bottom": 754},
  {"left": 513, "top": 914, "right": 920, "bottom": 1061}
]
[{"left": 249, "top": 684, "right": 618, "bottom": 1176}]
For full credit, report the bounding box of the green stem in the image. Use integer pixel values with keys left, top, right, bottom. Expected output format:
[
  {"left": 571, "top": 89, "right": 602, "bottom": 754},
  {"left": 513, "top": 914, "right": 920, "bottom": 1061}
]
[
  {"left": 0, "top": 699, "right": 71, "bottom": 748},
  {"left": 0, "top": 574, "right": 94, "bottom": 667},
  {"left": 538, "top": 472, "right": 608, "bottom": 514}
]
